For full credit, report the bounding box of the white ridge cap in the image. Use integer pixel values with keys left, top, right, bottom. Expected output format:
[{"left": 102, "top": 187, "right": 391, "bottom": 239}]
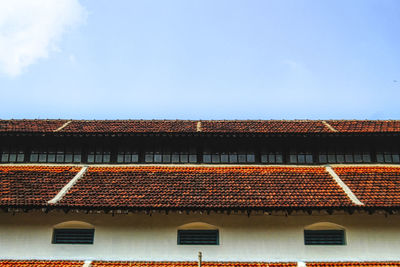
[
  {"left": 48, "top": 166, "right": 88, "bottom": 204},
  {"left": 82, "top": 261, "right": 92, "bottom": 267},
  {"left": 326, "top": 165, "right": 364, "bottom": 206},
  {"left": 322, "top": 120, "right": 338, "bottom": 132},
  {"left": 196, "top": 121, "right": 202, "bottom": 132},
  {"left": 54, "top": 120, "right": 72, "bottom": 132}
]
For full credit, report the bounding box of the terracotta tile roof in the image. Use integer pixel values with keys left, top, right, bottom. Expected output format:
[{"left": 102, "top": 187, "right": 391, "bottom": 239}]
[
  {"left": 57, "top": 166, "right": 352, "bottom": 209},
  {"left": 3, "top": 165, "right": 400, "bottom": 210},
  {"left": 0, "top": 166, "right": 81, "bottom": 206},
  {"left": 60, "top": 120, "right": 197, "bottom": 133},
  {"left": 92, "top": 262, "right": 296, "bottom": 267},
  {"left": 0, "top": 260, "right": 83, "bottom": 266},
  {"left": 307, "top": 262, "right": 400, "bottom": 267},
  {"left": 0, "top": 261, "right": 398, "bottom": 267},
  {"left": 2, "top": 119, "right": 400, "bottom": 134},
  {"left": 200, "top": 120, "right": 331, "bottom": 133},
  {"left": 0, "top": 119, "right": 68, "bottom": 133},
  {"left": 333, "top": 166, "right": 400, "bottom": 207},
  {"left": 328, "top": 120, "right": 400, "bottom": 133}
]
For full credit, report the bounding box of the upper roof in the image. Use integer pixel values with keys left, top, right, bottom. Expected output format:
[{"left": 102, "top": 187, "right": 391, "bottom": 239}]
[{"left": 1, "top": 119, "right": 400, "bottom": 134}]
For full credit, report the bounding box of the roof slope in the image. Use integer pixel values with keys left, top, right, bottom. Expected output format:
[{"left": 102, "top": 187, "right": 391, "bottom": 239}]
[
  {"left": 0, "top": 166, "right": 81, "bottom": 206},
  {"left": 57, "top": 166, "right": 353, "bottom": 209},
  {"left": 92, "top": 262, "right": 295, "bottom": 267},
  {"left": 307, "top": 262, "right": 400, "bottom": 267},
  {"left": 328, "top": 120, "right": 400, "bottom": 133},
  {"left": 0, "top": 119, "right": 68, "bottom": 132},
  {"left": 0, "top": 261, "right": 398, "bottom": 267},
  {"left": 0, "top": 260, "right": 83, "bottom": 266},
  {"left": 1, "top": 165, "right": 400, "bottom": 211},
  {"left": 1, "top": 119, "right": 400, "bottom": 134},
  {"left": 333, "top": 167, "right": 400, "bottom": 207}
]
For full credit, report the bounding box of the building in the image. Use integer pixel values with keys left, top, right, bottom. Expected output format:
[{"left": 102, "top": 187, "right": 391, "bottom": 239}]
[{"left": 1, "top": 119, "right": 400, "bottom": 267}]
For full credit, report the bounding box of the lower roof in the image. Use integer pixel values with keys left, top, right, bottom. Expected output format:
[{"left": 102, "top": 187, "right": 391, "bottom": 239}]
[
  {"left": 1, "top": 261, "right": 400, "bottom": 267},
  {"left": 1, "top": 165, "right": 400, "bottom": 212}
]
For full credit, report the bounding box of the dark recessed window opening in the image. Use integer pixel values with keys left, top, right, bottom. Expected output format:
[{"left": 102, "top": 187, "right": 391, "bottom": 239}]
[
  {"left": 30, "top": 146, "right": 81, "bottom": 163},
  {"left": 52, "top": 229, "right": 95, "bottom": 244},
  {"left": 87, "top": 147, "right": 111, "bottom": 163},
  {"left": 377, "top": 152, "right": 400, "bottom": 163},
  {"left": 117, "top": 147, "right": 139, "bottom": 163},
  {"left": 203, "top": 152, "right": 255, "bottom": 164},
  {"left": 304, "top": 230, "right": 346, "bottom": 245},
  {"left": 1, "top": 146, "right": 24, "bottom": 163},
  {"left": 261, "top": 152, "right": 283, "bottom": 164},
  {"left": 145, "top": 149, "right": 197, "bottom": 164},
  {"left": 342, "top": 152, "right": 371, "bottom": 163},
  {"left": 320, "top": 148, "right": 371, "bottom": 164},
  {"left": 177, "top": 230, "right": 219, "bottom": 245},
  {"left": 319, "top": 151, "right": 346, "bottom": 164},
  {"left": 289, "top": 152, "right": 313, "bottom": 164}
]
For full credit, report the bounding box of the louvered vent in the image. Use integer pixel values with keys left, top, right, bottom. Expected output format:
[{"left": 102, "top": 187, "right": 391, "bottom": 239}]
[
  {"left": 52, "top": 229, "right": 95, "bottom": 244},
  {"left": 177, "top": 230, "right": 219, "bottom": 245},
  {"left": 304, "top": 230, "right": 345, "bottom": 245}
]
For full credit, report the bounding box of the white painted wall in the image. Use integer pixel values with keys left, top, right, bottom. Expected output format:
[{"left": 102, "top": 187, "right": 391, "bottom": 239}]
[{"left": 0, "top": 211, "right": 400, "bottom": 262}]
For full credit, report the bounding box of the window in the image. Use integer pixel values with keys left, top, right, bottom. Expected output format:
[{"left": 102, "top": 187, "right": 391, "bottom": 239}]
[
  {"left": 343, "top": 152, "right": 371, "bottom": 163},
  {"left": 145, "top": 148, "right": 197, "bottom": 163},
  {"left": 304, "top": 230, "right": 345, "bottom": 245},
  {"left": 87, "top": 147, "right": 111, "bottom": 163},
  {"left": 304, "top": 222, "right": 346, "bottom": 246},
  {"left": 203, "top": 151, "right": 255, "bottom": 164},
  {"left": 52, "top": 229, "right": 95, "bottom": 244},
  {"left": 177, "top": 230, "right": 219, "bottom": 245},
  {"left": 289, "top": 152, "right": 313, "bottom": 164},
  {"left": 117, "top": 147, "right": 139, "bottom": 163},
  {"left": 377, "top": 152, "right": 400, "bottom": 163},
  {"left": 30, "top": 146, "right": 81, "bottom": 163},
  {"left": 319, "top": 150, "right": 346, "bottom": 164},
  {"left": 319, "top": 147, "right": 371, "bottom": 164},
  {"left": 1, "top": 146, "right": 24, "bottom": 163},
  {"left": 261, "top": 152, "right": 283, "bottom": 164}
]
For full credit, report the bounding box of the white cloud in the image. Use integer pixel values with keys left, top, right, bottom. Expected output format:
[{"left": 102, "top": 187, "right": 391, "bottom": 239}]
[{"left": 0, "top": 0, "right": 86, "bottom": 77}]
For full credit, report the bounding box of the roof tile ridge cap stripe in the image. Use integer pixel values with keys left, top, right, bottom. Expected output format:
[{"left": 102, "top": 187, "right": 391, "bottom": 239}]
[
  {"left": 325, "top": 165, "right": 364, "bottom": 206},
  {"left": 53, "top": 120, "right": 72, "bottom": 132},
  {"left": 196, "top": 121, "right": 202, "bottom": 132},
  {"left": 321, "top": 120, "right": 338, "bottom": 132},
  {"left": 47, "top": 166, "right": 88, "bottom": 204}
]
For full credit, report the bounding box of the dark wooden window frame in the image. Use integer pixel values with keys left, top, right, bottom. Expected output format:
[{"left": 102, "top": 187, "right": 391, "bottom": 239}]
[
  {"left": 304, "top": 230, "right": 346, "bottom": 245},
  {"left": 52, "top": 228, "right": 95, "bottom": 245}
]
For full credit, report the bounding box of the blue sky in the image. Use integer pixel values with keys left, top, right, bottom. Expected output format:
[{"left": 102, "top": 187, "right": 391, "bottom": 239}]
[{"left": 0, "top": 0, "right": 399, "bottom": 119}]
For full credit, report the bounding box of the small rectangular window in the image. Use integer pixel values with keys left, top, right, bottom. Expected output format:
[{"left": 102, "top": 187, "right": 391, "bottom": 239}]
[
  {"left": 177, "top": 230, "right": 219, "bottom": 245},
  {"left": 87, "top": 148, "right": 110, "bottom": 163},
  {"left": 203, "top": 153, "right": 211, "bottom": 163},
  {"left": 1, "top": 147, "right": 25, "bottom": 163},
  {"left": 229, "top": 153, "right": 238, "bottom": 163},
  {"left": 304, "top": 230, "right": 345, "bottom": 245},
  {"left": 117, "top": 148, "right": 139, "bottom": 163},
  {"left": 146, "top": 149, "right": 196, "bottom": 164},
  {"left": 204, "top": 151, "right": 254, "bottom": 164},
  {"left": 220, "top": 153, "right": 229, "bottom": 163},
  {"left": 289, "top": 153, "right": 313, "bottom": 164},
  {"left": 376, "top": 152, "right": 400, "bottom": 164},
  {"left": 261, "top": 152, "right": 283, "bottom": 164},
  {"left": 52, "top": 229, "right": 94, "bottom": 245}
]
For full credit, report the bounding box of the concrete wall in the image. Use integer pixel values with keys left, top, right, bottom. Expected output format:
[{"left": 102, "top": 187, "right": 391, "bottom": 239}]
[{"left": 0, "top": 211, "right": 399, "bottom": 262}]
